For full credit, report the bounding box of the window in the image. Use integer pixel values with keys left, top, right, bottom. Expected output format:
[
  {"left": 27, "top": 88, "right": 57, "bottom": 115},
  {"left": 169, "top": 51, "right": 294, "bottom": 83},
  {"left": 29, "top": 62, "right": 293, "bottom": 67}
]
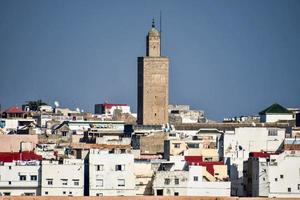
[
  {"left": 268, "top": 129, "right": 278, "bottom": 136},
  {"left": 9, "top": 166, "right": 11, "bottom": 170},
  {"left": 115, "top": 164, "right": 125, "bottom": 171},
  {"left": 261, "top": 162, "right": 267, "bottom": 166},
  {"left": 61, "top": 179, "right": 68, "bottom": 185},
  {"left": 120, "top": 149, "right": 126, "bottom": 154},
  {"left": 174, "top": 192, "right": 179, "bottom": 196},
  {"left": 96, "top": 179, "right": 103, "bottom": 187},
  {"left": 96, "top": 164, "right": 104, "bottom": 171},
  {"left": 24, "top": 193, "right": 35, "bottom": 196},
  {"left": 73, "top": 179, "right": 79, "bottom": 186},
  {"left": 45, "top": 191, "right": 48, "bottom": 195},
  {"left": 166, "top": 189, "right": 171, "bottom": 194},
  {"left": 288, "top": 188, "right": 291, "bottom": 192},
  {"left": 175, "top": 178, "right": 179, "bottom": 185},
  {"left": 109, "top": 149, "right": 115, "bottom": 154},
  {"left": 47, "top": 179, "right": 53, "bottom": 185},
  {"left": 205, "top": 157, "right": 213, "bottom": 161},
  {"left": 174, "top": 143, "right": 180, "bottom": 148},
  {"left": 194, "top": 176, "right": 199, "bottom": 181},
  {"left": 157, "top": 189, "right": 163, "bottom": 196},
  {"left": 275, "top": 178, "right": 278, "bottom": 182},
  {"left": 8, "top": 181, "right": 11, "bottom": 185},
  {"left": 69, "top": 191, "right": 72, "bottom": 195},
  {"left": 280, "top": 175, "right": 284, "bottom": 179},
  {"left": 96, "top": 193, "right": 103, "bottom": 196},
  {"left": 117, "top": 179, "right": 125, "bottom": 187},
  {"left": 63, "top": 191, "right": 66, "bottom": 195},
  {"left": 187, "top": 143, "right": 199, "bottom": 148},
  {"left": 3, "top": 192, "right": 11, "bottom": 196},
  {"left": 164, "top": 178, "right": 170, "bottom": 185},
  {"left": 31, "top": 175, "right": 37, "bottom": 181},
  {"left": 298, "top": 184, "right": 300, "bottom": 190},
  {"left": 20, "top": 175, "right": 26, "bottom": 181}
]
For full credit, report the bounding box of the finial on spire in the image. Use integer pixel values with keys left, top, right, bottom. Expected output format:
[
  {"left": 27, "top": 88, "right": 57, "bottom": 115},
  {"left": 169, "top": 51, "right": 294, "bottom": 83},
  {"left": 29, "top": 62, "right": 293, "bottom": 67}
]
[{"left": 152, "top": 18, "right": 155, "bottom": 28}]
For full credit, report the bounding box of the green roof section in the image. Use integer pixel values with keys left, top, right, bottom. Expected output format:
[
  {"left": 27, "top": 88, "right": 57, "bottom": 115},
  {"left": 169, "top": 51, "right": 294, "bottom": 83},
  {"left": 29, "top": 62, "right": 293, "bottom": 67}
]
[{"left": 259, "top": 103, "right": 292, "bottom": 115}]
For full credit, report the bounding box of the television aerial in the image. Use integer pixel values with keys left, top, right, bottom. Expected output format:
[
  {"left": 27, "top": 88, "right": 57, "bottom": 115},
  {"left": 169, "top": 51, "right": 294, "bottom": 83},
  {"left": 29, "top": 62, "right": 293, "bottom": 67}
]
[{"left": 54, "top": 101, "right": 60, "bottom": 108}]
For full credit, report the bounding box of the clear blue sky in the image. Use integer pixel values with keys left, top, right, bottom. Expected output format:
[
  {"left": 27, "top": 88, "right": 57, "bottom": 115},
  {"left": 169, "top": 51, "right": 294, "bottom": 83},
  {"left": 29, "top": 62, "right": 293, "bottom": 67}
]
[{"left": 0, "top": 0, "right": 299, "bottom": 120}]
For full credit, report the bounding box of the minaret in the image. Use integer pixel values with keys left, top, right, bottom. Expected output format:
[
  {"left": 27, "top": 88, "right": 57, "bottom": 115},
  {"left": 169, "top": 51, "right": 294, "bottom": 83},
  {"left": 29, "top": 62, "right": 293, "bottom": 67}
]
[
  {"left": 146, "top": 19, "right": 160, "bottom": 57},
  {"left": 137, "top": 20, "right": 169, "bottom": 125}
]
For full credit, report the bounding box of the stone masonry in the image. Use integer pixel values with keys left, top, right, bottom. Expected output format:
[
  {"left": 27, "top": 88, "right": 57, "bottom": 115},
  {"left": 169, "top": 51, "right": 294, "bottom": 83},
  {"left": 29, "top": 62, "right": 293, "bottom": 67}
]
[{"left": 137, "top": 22, "right": 169, "bottom": 125}]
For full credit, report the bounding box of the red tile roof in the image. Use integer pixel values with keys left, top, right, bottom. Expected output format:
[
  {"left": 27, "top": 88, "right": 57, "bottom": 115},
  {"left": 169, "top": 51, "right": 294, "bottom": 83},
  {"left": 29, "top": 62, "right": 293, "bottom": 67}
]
[
  {"left": 249, "top": 152, "right": 277, "bottom": 158},
  {"left": 103, "top": 103, "right": 128, "bottom": 109},
  {"left": 185, "top": 156, "right": 224, "bottom": 176},
  {"left": 4, "top": 106, "right": 24, "bottom": 114},
  {"left": 0, "top": 151, "right": 42, "bottom": 162}
]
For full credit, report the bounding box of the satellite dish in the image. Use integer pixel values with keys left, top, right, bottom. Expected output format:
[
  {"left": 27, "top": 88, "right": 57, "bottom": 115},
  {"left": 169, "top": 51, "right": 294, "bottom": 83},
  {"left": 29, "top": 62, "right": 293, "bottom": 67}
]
[
  {"left": 76, "top": 108, "right": 80, "bottom": 112},
  {"left": 54, "top": 101, "right": 60, "bottom": 108}
]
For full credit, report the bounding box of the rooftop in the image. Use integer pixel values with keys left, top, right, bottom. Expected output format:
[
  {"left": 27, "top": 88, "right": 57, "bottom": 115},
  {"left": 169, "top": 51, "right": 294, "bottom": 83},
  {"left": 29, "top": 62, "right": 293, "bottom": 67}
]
[
  {"left": 184, "top": 156, "right": 224, "bottom": 176},
  {"left": 101, "top": 103, "right": 128, "bottom": 109},
  {"left": 249, "top": 152, "right": 278, "bottom": 158},
  {"left": 198, "top": 128, "right": 222, "bottom": 134},
  {"left": 259, "top": 103, "right": 292, "bottom": 115},
  {"left": 0, "top": 151, "right": 42, "bottom": 162},
  {"left": 3, "top": 106, "right": 24, "bottom": 114},
  {"left": 71, "top": 143, "right": 131, "bottom": 150}
]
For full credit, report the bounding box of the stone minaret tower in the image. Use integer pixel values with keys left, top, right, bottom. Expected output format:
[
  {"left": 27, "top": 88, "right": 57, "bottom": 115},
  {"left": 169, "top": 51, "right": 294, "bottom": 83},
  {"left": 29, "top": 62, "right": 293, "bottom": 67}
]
[{"left": 137, "top": 20, "right": 169, "bottom": 125}]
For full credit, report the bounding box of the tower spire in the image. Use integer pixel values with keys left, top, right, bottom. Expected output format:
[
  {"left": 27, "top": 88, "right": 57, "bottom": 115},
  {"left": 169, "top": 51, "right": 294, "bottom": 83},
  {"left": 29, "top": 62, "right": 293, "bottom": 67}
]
[{"left": 152, "top": 18, "right": 155, "bottom": 28}]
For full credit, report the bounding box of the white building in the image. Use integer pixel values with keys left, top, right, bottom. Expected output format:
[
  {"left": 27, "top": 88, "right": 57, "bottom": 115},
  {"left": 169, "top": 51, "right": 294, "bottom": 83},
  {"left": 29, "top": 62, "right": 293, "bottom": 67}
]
[
  {"left": 66, "top": 120, "right": 125, "bottom": 135},
  {"left": 0, "top": 118, "right": 36, "bottom": 134},
  {"left": 223, "top": 127, "right": 285, "bottom": 196},
  {"left": 0, "top": 160, "right": 41, "bottom": 196},
  {"left": 134, "top": 160, "right": 155, "bottom": 195},
  {"left": 244, "top": 151, "right": 300, "bottom": 198},
  {"left": 38, "top": 105, "right": 53, "bottom": 113},
  {"left": 268, "top": 151, "right": 300, "bottom": 198},
  {"left": 164, "top": 129, "right": 223, "bottom": 162},
  {"left": 94, "top": 103, "right": 131, "bottom": 115},
  {"left": 89, "top": 148, "right": 135, "bottom": 196},
  {"left": 41, "top": 159, "right": 84, "bottom": 196},
  {"left": 153, "top": 159, "right": 231, "bottom": 196},
  {"left": 243, "top": 152, "right": 274, "bottom": 197},
  {"left": 168, "top": 104, "right": 205, "bottom": 124},
  {"left": 259, "top": 103, "right": 294, "bottom": 123}
]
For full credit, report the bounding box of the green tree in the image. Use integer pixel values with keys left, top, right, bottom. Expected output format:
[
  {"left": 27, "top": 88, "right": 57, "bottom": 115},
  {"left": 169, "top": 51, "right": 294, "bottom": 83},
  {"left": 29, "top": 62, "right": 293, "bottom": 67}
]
[{"left": 26, "top": 100, "right": 48, "bottom": 111}]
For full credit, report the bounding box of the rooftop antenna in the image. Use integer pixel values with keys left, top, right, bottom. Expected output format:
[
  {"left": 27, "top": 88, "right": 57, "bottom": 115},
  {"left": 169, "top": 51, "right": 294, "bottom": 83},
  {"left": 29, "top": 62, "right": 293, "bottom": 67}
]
[
  {"left": 160, "top": 10, "right": 162, "bottom": 56},
  {"left": 152, "top": 18, "right": 155, "bottom": 28}
]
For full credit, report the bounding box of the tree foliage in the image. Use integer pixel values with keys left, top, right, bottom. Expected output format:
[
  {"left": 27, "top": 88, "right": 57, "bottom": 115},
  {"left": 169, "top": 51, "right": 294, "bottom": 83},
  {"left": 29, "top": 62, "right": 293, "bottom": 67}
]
[{"left": 26, "top": 100, "right": 48, "bottom": 111}]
